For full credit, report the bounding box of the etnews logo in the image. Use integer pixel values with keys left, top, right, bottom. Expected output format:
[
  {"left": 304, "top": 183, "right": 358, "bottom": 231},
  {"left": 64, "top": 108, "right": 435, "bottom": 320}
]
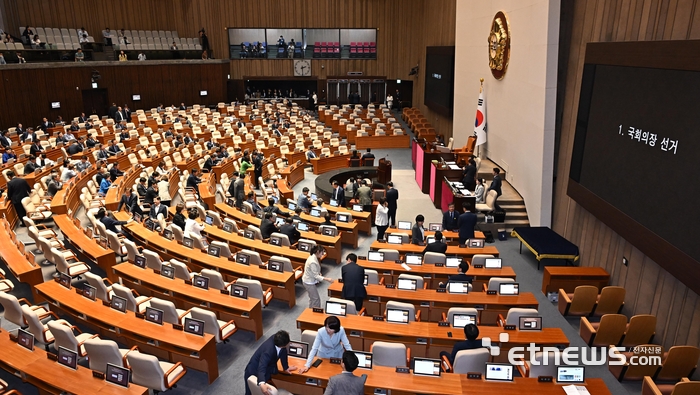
[{"left": 482, "top": 334, "right": 662, "bottom": 366}]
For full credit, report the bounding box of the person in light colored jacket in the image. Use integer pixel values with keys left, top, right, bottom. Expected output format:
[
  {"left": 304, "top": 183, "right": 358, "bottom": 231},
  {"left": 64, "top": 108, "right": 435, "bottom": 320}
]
[
  {"left": 473, "top": 178, "right": 485, "bottom": 203},
  {"left": 302, "top": 245, "right": 333, "bottom": 308}
]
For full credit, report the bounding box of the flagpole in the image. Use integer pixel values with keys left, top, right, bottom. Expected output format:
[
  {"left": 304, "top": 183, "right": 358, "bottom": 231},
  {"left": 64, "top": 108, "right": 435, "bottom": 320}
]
[{"left": 476, "top": 78, "right": 484, "bottom": 158}]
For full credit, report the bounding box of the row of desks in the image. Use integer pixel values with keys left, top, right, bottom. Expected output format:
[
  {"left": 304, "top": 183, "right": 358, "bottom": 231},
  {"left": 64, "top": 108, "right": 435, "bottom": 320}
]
[{"left": 369, "top": 239, "right": 500, "bottom": 260}]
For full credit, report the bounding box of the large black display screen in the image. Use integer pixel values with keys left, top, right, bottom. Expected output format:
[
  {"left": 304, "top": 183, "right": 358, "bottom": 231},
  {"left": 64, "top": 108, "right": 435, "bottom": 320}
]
[{"left": 424, "top": 46, "right": 455, "bottom": 117}]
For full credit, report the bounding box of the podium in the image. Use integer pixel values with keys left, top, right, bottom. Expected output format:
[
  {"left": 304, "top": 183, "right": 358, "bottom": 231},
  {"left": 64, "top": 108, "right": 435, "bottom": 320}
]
[
  {"left": 377, "top": 158, "right": 392, "bottom": 185},
  {"left": 430, "top": 161, "right": 463, "bottom": 208}
]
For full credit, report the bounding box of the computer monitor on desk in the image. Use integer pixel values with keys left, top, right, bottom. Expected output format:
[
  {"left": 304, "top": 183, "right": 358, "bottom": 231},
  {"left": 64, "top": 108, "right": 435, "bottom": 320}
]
[
  {"left": 17, "top": 329, "right": 34, "bottom": 351},
  {"left": 557, "top": 366, "right": 585, "bottom": 384},
  {"left": 445, "top": 257, "right": 461, "bottom": 268},
  {"left": 499, "top": 283, "right": 519, "bottom": 295},
  {"left": 397, "top": 278, "right": 417, "bottom": 290},
  {"left": 485, "top": 363, "right": 514, "bottom": 382},
  {"left": 413, "top": 357, "right": 441, "bottom": 377},
  {"left": 484, "top": 258, "right": 502, "bottom": 269},
  {"left": 387, "top": 235, "right": 402, "bottom": 245},
  {"left": 287, "top": 341, "right": 309, "bottom": 359},
  {"left": 145, "top": 307, "right": 164, "bottom": 325},
  {"left": 368, "top": 251, "right": 384, "bottom": 262},
  {"left": 452, "top": 313, "right": 477, "bottom": 328},
  {"left": 398, "top": 221, "right": 411, "bottom": 230},
  {"left": 325, "top": 300, "right": 347, "bottom": 316},
  {"left": 354, "top": 351, "right": 373, "bottom": 369},
  {"left": 386, "top": 308, "right": 410, "bottom": 324},
  {"left": 106, "top": 363, "right": 130, "bottom": 388}
]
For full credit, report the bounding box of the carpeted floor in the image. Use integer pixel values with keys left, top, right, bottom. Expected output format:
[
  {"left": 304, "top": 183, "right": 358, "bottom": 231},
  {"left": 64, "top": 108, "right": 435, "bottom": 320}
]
[{"left": 0, "top": 121, "right": 645, "bottom": 395}]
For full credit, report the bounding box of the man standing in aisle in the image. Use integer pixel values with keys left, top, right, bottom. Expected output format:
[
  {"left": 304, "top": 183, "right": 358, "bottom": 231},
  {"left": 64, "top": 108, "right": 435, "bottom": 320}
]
[
  {"left": 6, "top": 171, "right": 31, "bottom": 224},
  {"left": 341, "top": 253, "right": 366, "bottom": 311},
  {"left": 385, "top": 181, "right": 398, "bottom": 227}
]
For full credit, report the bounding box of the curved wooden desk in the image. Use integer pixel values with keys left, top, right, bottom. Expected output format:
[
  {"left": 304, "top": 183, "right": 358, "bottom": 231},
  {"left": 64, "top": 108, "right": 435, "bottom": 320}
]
[
  {"left": 35, "top": 281, "right": 219, "bottom": 383},
  {"left": 355, "top": 133, "right": 411, "bottom": 150},
  {"left": 53, "top": 214, "right": 117, "bottom": 279},
  {"left": 51, "top": 167, "right": 98, "bottom": 215},
  {"left": 369, "top": 240, "right": 499, "bottom": 259},
  {"left": 0, "top": 331, "right": 148, "bottom": 395},
  {"left": 313, "top": 201, "right": 372, "bottom": 235},
  {"left": 113, "top": 262, "right": 264, "bottom": 339},
  {"left": 296, "top": 309, "right": 569, "bottom": 360},
  {"left": 0, "top": 218, "right": 43, "bottom": 290},
  {"left": 213, "top": 202, "right": 342, "bottom": 263},
  {"left": 310, "top": 154, "right": 353, "bottom": 175},
  {"left": 116, "top": 212, "right": 297, "bottom": 308},
  {"left": 386, "top": 228, "right": 485, "bottom": 242}
]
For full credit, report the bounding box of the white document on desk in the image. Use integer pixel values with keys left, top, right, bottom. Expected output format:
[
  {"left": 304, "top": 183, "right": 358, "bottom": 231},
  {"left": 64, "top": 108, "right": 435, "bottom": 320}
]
[
  {"left": 448, "top": 165, "right": 461, "bottom": 170},
  {"left": 562, "top": 385, "right": 591, "bottom": 395},
  {"left": 401, "top": 263, "right": 412, "bottom": 271}
]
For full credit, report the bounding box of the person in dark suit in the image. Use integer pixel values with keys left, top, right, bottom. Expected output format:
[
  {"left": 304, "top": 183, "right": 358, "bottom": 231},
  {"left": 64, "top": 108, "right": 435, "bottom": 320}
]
[
  {"left": 442, "top": 203, "right": 459, "bottom": 231},
  {"left": 143, "top": 184, "right": 158, "bottom": 205},
  {"left": 439, "top": 261, "right": 473, "bottom": 288},
  {"left": 149, "top": 196, "right": 167, "bottom": 219},
  {"left": 6, "top": 171, "right": 31, "bottom": 223},
  {"left": 260, "top": 212, "right": 278, "bottom": 239},
  {"left": 331, "top": 181, "right": 345, "bottom": 207},
  {"left": 23, "top": 155, "right": 38, "bottom": 175},
  {"left": 187, "top": 168, "right": 201, "bottom": 190},
  {"left": 462, "top": 158, "right": 477, "bottom": 191},
  {"left": 341, "top": 253, "right": 366, "bottom": 311},
  {"left": 457, "top": 202, "right": 477, "bottom": 245},
  {"left": 109, "top": 162, "right": 124, "bottom": 182},
  {"left": 297, "top": 187, "right": 312, "bottom": 211},
  {"left": 385, "top": 182, "right": 398, "bottom": 226},
  {"left": 361, "top": 148, "right": 375, "bottom": 160},
  {"left": 244, "top": 330, "right": 296, "bottom": 395},
  {"left": 0, "top": 131, "right": 11, "bottom": 148},
  {"left": 117, "top": 189, "right": 142, "bottom": 214},
  {"left": 252, "top": 150, "right": 263, "bottom": 189},
  {"left": 423, "top": 231, "right": 448, "bottom": 254},
  {"left": 324, "top": 351, "right": 366, "bottom": 395},
  {"left": 107, "top": 140, "right": 121, "bottom": 155},
  {"left": 38, "top": 117, "right": 53, "bottom": 131},
  {"left": 279, "top": 217, "right": 301, "bottom": 245},
  {"left": 439, "top": 324, "right": 483, "bottom": 366},
  {"left": 96, "top": 208, "right": 127, "bottom": 234},
  {"left": 488, "top": 167, "right": 503, "bottom": 211},
  {"left": 85, "top": 134, "right": 98, "bottom": 148},
  {"left": 232, "top": 172, "right": 246, "bottom": 209},
  {"left": 263, "top": 197, "right": 289, "bottom": 218},
  {"left": 96, "top": 145, "right": 111, "bottom": 160},
  {"left": 78, "top": 113, "right": 89, "bottom": 123},
  {"left": 29, "top": 140, "right": 43, "bottom": 156},
  {"left": 67, "top": 139, "right": 84, "bottom": 155},
  {"left": 411, "top": 214, "right": 425, "bottom": 245},
  {"left": 108, "top": 103, "right": 118, "bottom": 120}
]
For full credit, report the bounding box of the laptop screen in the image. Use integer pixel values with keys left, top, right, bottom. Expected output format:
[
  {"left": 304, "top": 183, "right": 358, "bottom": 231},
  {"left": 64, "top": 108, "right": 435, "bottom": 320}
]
[
  {"left": 161, "top": 265, "right": 175, "bottom": 279},
  {"left": 205, "top": 216, "right": 214, "bottom": 225},
  {"left": 207, "top": 245, "right": 221, "bottom": 257},
  {"left": 145, "top": 307, "right": 164, "bottom": 325},
  {"left": 485, "top": 363, "right": 514, "bottom": 381},
  {"left": 367, "top": 251, "right": 384, "bottom": 262},
  {"left": 144, "top": 219, "right": 156, "bottom": 231},
  {"left": 447, "top": 282, "right": 470, "bottom": 294},
  {"left": 336, "top": 213, "right": 349, "bottom": 223},
  {"left": 329, "top": 199, "right": 338, "bottom": 207},
  {"left": 184, "top": 317, "right": 205, "bottom": 336},
  {"left": 297, "top": 222, "right": 309, "bottom": 232},
  {"left": 352, "top": 204, "right": 363, "bottom": 212},
  {"left": 468, "top": 239, "right": 484, "bottom": 248},
  {"left": 426, "top": 236, "right": 435, "bottom": 245},
  {"left": 193, "top": 275, "right": 210, "bottom": 290},
  {"left": 83, "top": 284, "right": 97, "bottom": 301},
  {"left": 57, "top": 346, "right": 78, "bottom": 370},
  {"left": 386, "top": 308, "right": 409, "bottom": 323},
  {"left": 445, "top": 257, "right": 462, "bottom": 268},
  {"left": 557, "top": 366, "right": 585, "bottom": 383},
  {"left": 111, "top": 295, "right": 127, "bottom": 313},
  {"left": 310, "top": 208, "right": 321, "bottom": 217},
  {"left": 231, "top": 284, "right": 248, "bottom": 299},
  {"left": 275, "top": 217, "right": 285, "bottom": 226},
  {"left": 484, "top": 258, "right": 502, "bottom": 268},
  {"left": 387, "top": 235, "right": 402, "bottom": 244},
  {"left": 405, "top": 254, "right": 422, "bottom": 265},
  {"left": 325, "top": 301, "right": 347, "bottom": 316},
  {"left": 58, "top": 272, "right": 71, "bottom": 289},
  {"left": 354, "top": 351, "right": 373, "bottom": 369},
  {"left": 452, "top": 314, "right": 477, "bottom": 328},
  {"left": 413, "top": 358, "right": 441, "bottom": 377},
  {"left": 397, "top": 221, "right": 411, "bottom": 230},
  {"left": 182, "top": 237, "right": 194, "bottom": 248},
  {"left": 106, "top": 363, "right": 130, "bottom": 388},
  {"left": 17, "top": 329, "right": 34, "bottom": 351},
  {"left": 236, "top": 253, "right": 250, "bottom": 265},
  {"left": 310, "top": 193, "right": 317, "bottom": 201},
  {"left": 288, "top": 341, "right": 309, "bottom": 359},
  {"left": 397, "top": 278, "right": 417, "bottom": 291},
  {"left": 222, "top": 222, "right": 234, "bottom": 233},
  {"left": 287, "top": 202, "right": 297, "bottom": 210},
  {"left": 428, "top": 223, "right": 442, "bottom": 231},
  {"left": 268, "top": 260, "right": 284, "bottom": 272},
  {"left": 519, "top": 316, "right": 543, "bottom": 331},
  {"left": 134, "top": 255, "right": 146, "bottom": 268},
  {"left": 499, "top": 283, "right": 519, "bottom": 295}
]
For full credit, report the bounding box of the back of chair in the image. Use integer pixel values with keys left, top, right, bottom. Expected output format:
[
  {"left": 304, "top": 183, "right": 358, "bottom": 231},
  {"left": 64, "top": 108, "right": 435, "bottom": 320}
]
[
  {"left": 111, "top": 283, "right": 139, "bottom": 312},
  {"left": 170, "top": 224, "right": 184, "bottom": 242},
  {"left": 386, "top": 300, "right": 416, "bottom": 322},
  {"left": 236, "top": 278, "right": 263, "bottom": 300},
  {"left": 301, "top": 330, "right": 317, "bottom": 346},
  {"left": 487, "top": 277, "right": 514, "bottom": 291},
  {"left": 594, "top": 286, "right": 626, "bottom": 316},
  {"left": 200, "top": 269, "right": 226, "bottom": 290},
  {"left": 0, "top": 292, "right": 25, "bottom": 326},
  {"left": 143, "top": 249, "right": 163, "bottom": 271},
  {"left": 483, "top": 190, "right": 497, "bottom": 210},
  {"left": 127, "top": 352, "right": 167, "bottom": 392},
  {"left": 592, "top": 314, "right": 628, "bottom": 347},
  {"left": 168, "top": 259, "right": 191, "bottom": 281},
  {"left": 371, "top": 341, "right": 407, "bottom": 367},
  {"left": 452, "top": 348, "right": 490, "bottom": 374},
  {"left": 423, "top": 252, "right": 446, "bottom": 265},
  {"left": 189, "top": 307, "right": 222, "bottom": 342},
  {"left": 328, "top": 297, "right": 358, "bottom": 315},
  {"left": 378, "top": 249, "right": 399, "bottom": 261},
  {"left": 621, "top": 314, "right": 656, "bottom": 347},
  {"left": 270, "top": 232, "right": 291, "bottom": 246},
  {"left": 239, "top": 249, "right": 263, "bottom": 266},
  {"left": 47, "top": 321, "right": 78, "bottom": 353},
  {"left": 84, "top": 338, "right": 125, "bottom": 372},
  {"left": 505, "top": 308, "right": 539, "bottom": 326},
  {"left": 21, "top": 305, "right": 46, "bottom": 342},
  {"left": 656, "top": 346, "right": 700, "bottom": 382},
  {"left": 149, "top": 298, "right": 181, "bottom": 325},
  {"left": 526, "top": 351, "right": 559, "bottom": 378},
  {"left": 85, "top": 271, "right": 111, "bottom": 302},
  {"left": 568, "top": 285, "right": 599, "bottom": 316},
  {"left": 246, "top": 375, "right": 284, "bottom": 395},
  {"left": 446, "top": 307, "right": 479, "bottom": 324},
  {"left": 123, "top": 238, "right": 140, "bottom": 262},
  {"left": 206, "top": 210, "right": 223, "bottom": 226},
  {"left": 51, "top": 247, "right": 70, "bottom": 274},
  {"left": 365, "top": 269, "right": 380, "bottom": 285},
  {"left": 471, "top": 254, "right": 494, "bottom": 267},
  {"left": 397, "top": 273, "right": 423, "bottom": 289}
]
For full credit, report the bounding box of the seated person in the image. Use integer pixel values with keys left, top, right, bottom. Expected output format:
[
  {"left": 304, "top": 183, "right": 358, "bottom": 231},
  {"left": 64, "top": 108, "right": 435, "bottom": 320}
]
[
  {"left": 321, "top": 212, "right": 334, "bottom": 226},
  {"left": 246, "top": 191, "right": 262, "bottom": 213},
  {"left": 96, "top": 208, "right": 127, "bottom": 234},
  {"left": 439, "top": 324, "right": 484, "bottom": 366},
  {"left": 438, "top": 261, "right": 473, "bottom": 288},
  {"left": 423, "top": 231, "right": 448, "bottom": 254},
  {"left": 262, "top": 197, "right": 289, "bottom": 217},
  {"left": 361, "top": 148, "right": 375, "bottom": 160},
  {"left": 279, "top": 217, "right": 301, "bottom": 245},
  {"left": 184, "top": 208, "right": 207, "bottom": 246},
  {"left": 297, "top": 187, "right": 312, "bottom": 210},
  {"left": 260, "top": 212, "right": 278, "bottom": 239},
  {"left": 323, "top": 350, "right": 365, "bottom": 394}
]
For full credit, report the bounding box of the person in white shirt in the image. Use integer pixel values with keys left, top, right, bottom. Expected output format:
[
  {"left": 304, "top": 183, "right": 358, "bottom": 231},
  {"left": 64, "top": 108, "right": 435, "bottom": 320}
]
[
  {"left": 157, "top": 176, "right": 171, "bottom": 206},
  {"left": 301, "top": 245, "right": 333, "bottom": 308},
  {"left": 60, "top": 163, "right": 77, "bottom": 182},
  {"left": 138, "top": 52, "right": 146, "bottom": 61},
  {"left": 184, "top": 208, "right": 205, "bottom": 239},
  {"left": 77, "top": 27, "right": 89, "bottom": 39},
  {"left": 375, "top": 197, "right": 389, "bottom": 241},
  {"left": 386, "top": 94, "right": 394, "bottom": 110}
]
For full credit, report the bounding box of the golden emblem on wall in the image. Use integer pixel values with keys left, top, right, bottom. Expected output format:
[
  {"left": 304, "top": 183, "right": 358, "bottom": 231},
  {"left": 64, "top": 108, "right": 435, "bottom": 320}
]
[{"left": 488, "top": 11, "right": 511, "bottom": 80}]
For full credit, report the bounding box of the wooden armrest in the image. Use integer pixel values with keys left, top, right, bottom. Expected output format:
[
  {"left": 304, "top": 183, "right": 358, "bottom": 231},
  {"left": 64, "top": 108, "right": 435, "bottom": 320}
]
[
  {"left": 102, "top": 277, "right": 113, "bottom": 286},
  {"left": 415, "top": 310, "right": 421, "bottom": 322},
  {"left": 263, "top": 287, "right": 274, "bottom": 305},
  {"left": 440, "top": 354, "right": 452, "bottom": 373},
  {"left": 164, "top": 362, "right": 187, "bottom": 388},
  {"left": 68, "top": 324, "right": 83, "bottom": 334},
  {"left": 178, "top": 309, "right": 192, "bottom": 321},
  {"left": 136, "top": 296, "right": 153, "bottom": 306},
  {"left": 482, "top": 283, "right": 488, "bottom": 292},
  {"left": 123, "top": 345, "right": 139, "bottom": 367},
  {"left": 642, "top": 376, "right": 662, "bottom": 395},
  {"left": 220, "top": 320, "right": 237, "bottom": 337},
  {"left": 422, "top": 282, "right": 428, "bottom": 289},
  {"left": 515, "top": 358, "right": 529, "bottom": 377},
  {"left": 557, "top": 288, "right": 572, "bottom": 315},
  {"left": 131, "top": 289, "right": 141, "bottom": 297},
  {"left": 580, "top": 317, "right": 596, "bottom": 346},
  {"left": 496, "top": 314, "right": 506, "bottom": 327},
  {"left": 47, "top": 311, "right": 60, "bottom": 320},
  {"left": 441, "top": 312, "right": 447, "bottom": 322},
  {"left": 406, "top": 347, "right": 411, "bottom": 367},
  {"left": 379, "top": 277, "right": 385, "bottom": 285},
  {"left": 17, "top": 297, "right": 32, "bottom": 306},
  {"left": 78, "top": 333, "right": 100, "bottom": 349},
  {"left": 358, "top": 307, "right": 367, "bottom": 316}
]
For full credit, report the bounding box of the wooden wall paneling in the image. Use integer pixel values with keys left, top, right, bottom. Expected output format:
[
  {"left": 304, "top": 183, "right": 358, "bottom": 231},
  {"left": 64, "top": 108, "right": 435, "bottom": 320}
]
[{"left": 554, "top": 0, "right": 700, "bottom": 349}]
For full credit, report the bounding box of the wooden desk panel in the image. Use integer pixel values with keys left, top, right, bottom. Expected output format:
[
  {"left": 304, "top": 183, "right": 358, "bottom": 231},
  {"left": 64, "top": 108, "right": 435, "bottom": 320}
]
[
  {"left": 0, "top": 333, "right": 148, "bottom": 395},
  {"left": 113, "top": 263, "right": 264, "bottom": 339},
  {"left": 315, "top": 202, "right": 372, "bottom": 235},
  {"left": 53, "top": 214, "right": 116, "bottom": 279},
  {"left": 278, "top": 162, "right": 305, "bottom": 187},
  {"left": 385, "top": 228, "right": 485, "bottom": 243},
  {"left": 213, "top": 203, "right": 342, "bottom": 263},
  {"left": 542, "top": 267, "right": 610, "bottom": 295},
  {"left": 116, "top": 212, "right": 297, "bottom": 308},
  {"left": 296, "top": 309, "right": 569, "bottom": 359},
  {"left": 327, "top": 282, "right": 538, "bottom": 321},
  {"left": 198, "top": 173, "right": 217, "bottom": 210},
  {"left": 311, "top": 154, "right": 352, "bottom": 175},
  {"left": 35, "top": 281, "right": 219, "bottom": 383},
  {"left": 355, "top": 134, "right": 411, "bottom": 150},
  {"left": 0, "top": 220, "right": 43, "bottom": 289},
  {"left": 458, "top": 377, "right": 612, "bottom": 395},
  {"left": 369, "top": 240, "right": 499, "bottom": 259}
]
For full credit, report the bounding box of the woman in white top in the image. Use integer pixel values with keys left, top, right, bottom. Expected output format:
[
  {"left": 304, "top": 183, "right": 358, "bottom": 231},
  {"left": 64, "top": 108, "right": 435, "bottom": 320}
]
[
  {"left": 298, "top": 316, "right": 352, "bottom": 373},
  {"left": 386, "top": 94, "right": 394, "bottom": 110},
  {"left": 301, "top": 245, "right": 333, "bottom": 308},
  {"left": 184, "top": 208, "right": 205, "bottom": 239},
  {"left": 473, "top": 178, "right": 485, "bottom": 203},
  {"left": 375, "top": 197, "right": 389, "bottom": 241}
]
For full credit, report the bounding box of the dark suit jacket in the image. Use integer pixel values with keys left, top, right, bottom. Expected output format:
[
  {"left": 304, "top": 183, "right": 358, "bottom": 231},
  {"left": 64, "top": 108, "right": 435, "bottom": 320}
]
[
  {"left": 67, "top": 143, "right": 84, "bottom": 155},
  {"left": 341, "top": 262, "right": 366, "bottom": 299},
  {"left": 489, "top": 175, "right": 502, "bottom": 197},
  {"left": 386, "top": 188, "right": 399, "bottom": 210},
  {"left": 149, "top": 204, "right": 167, "bottom": 219},
  {"left": 244, "top": 336, "right": 289, "bottom": 388},
  {"left": 325, "top": 372, "right": 366, "bottom": 395},
  {"left": 136, "top": 184, "right": 147, "bottom": 197},
  {"left": 423, "top": 241, "right": 447, "bottom": 254},
  {"left": 29, "top": 144, "right": 43, "bottom": 156},
  {"left": 186, "top": 174, "right": 200, "bottom": 189},
  {"left": 411, "top": 224, "right": 424, "bottom": 244},
  {"left": 442, "top": 210, "right": 459, "bottom": 231},
  {"left": 108, "top": 145, "right": 121, "bottom": 155},
  {"left": 448, "top": 339, "right": 483, "bottom": 364},
  {"left": 279, "top": 224, "right": 300, "bottom": 245},
  {"left": 462, "top": 164, "right": 477, "bottom": 189},
  {"left": 144, "top": 187, "right": 158, "bottom": 205},
  {"left": 332, "top": 186, "right": 345, "bottom": 207},
  {"left": 109, "top": 167, "right": 123, "bottom": 182},
  {"left": 97, "top": 149, "right": 110, "bottom": 160},
  {"left": 100, "top": 216, "right": 126, "bottom": 234},
  {"left": 458, "top": 212, "right": 477, "bottom": 242},
  {"left": 23, "top": 161, "right": 37, "bottom": 175},
  {"left": 7, "top": 177, "right": 31, "bottom": 205},
  {"left": 117, "top": 194, "right": 139, "bottom": 212},
  {"left": 260, "top": 219, "right": 277, "bottom": 239}
]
